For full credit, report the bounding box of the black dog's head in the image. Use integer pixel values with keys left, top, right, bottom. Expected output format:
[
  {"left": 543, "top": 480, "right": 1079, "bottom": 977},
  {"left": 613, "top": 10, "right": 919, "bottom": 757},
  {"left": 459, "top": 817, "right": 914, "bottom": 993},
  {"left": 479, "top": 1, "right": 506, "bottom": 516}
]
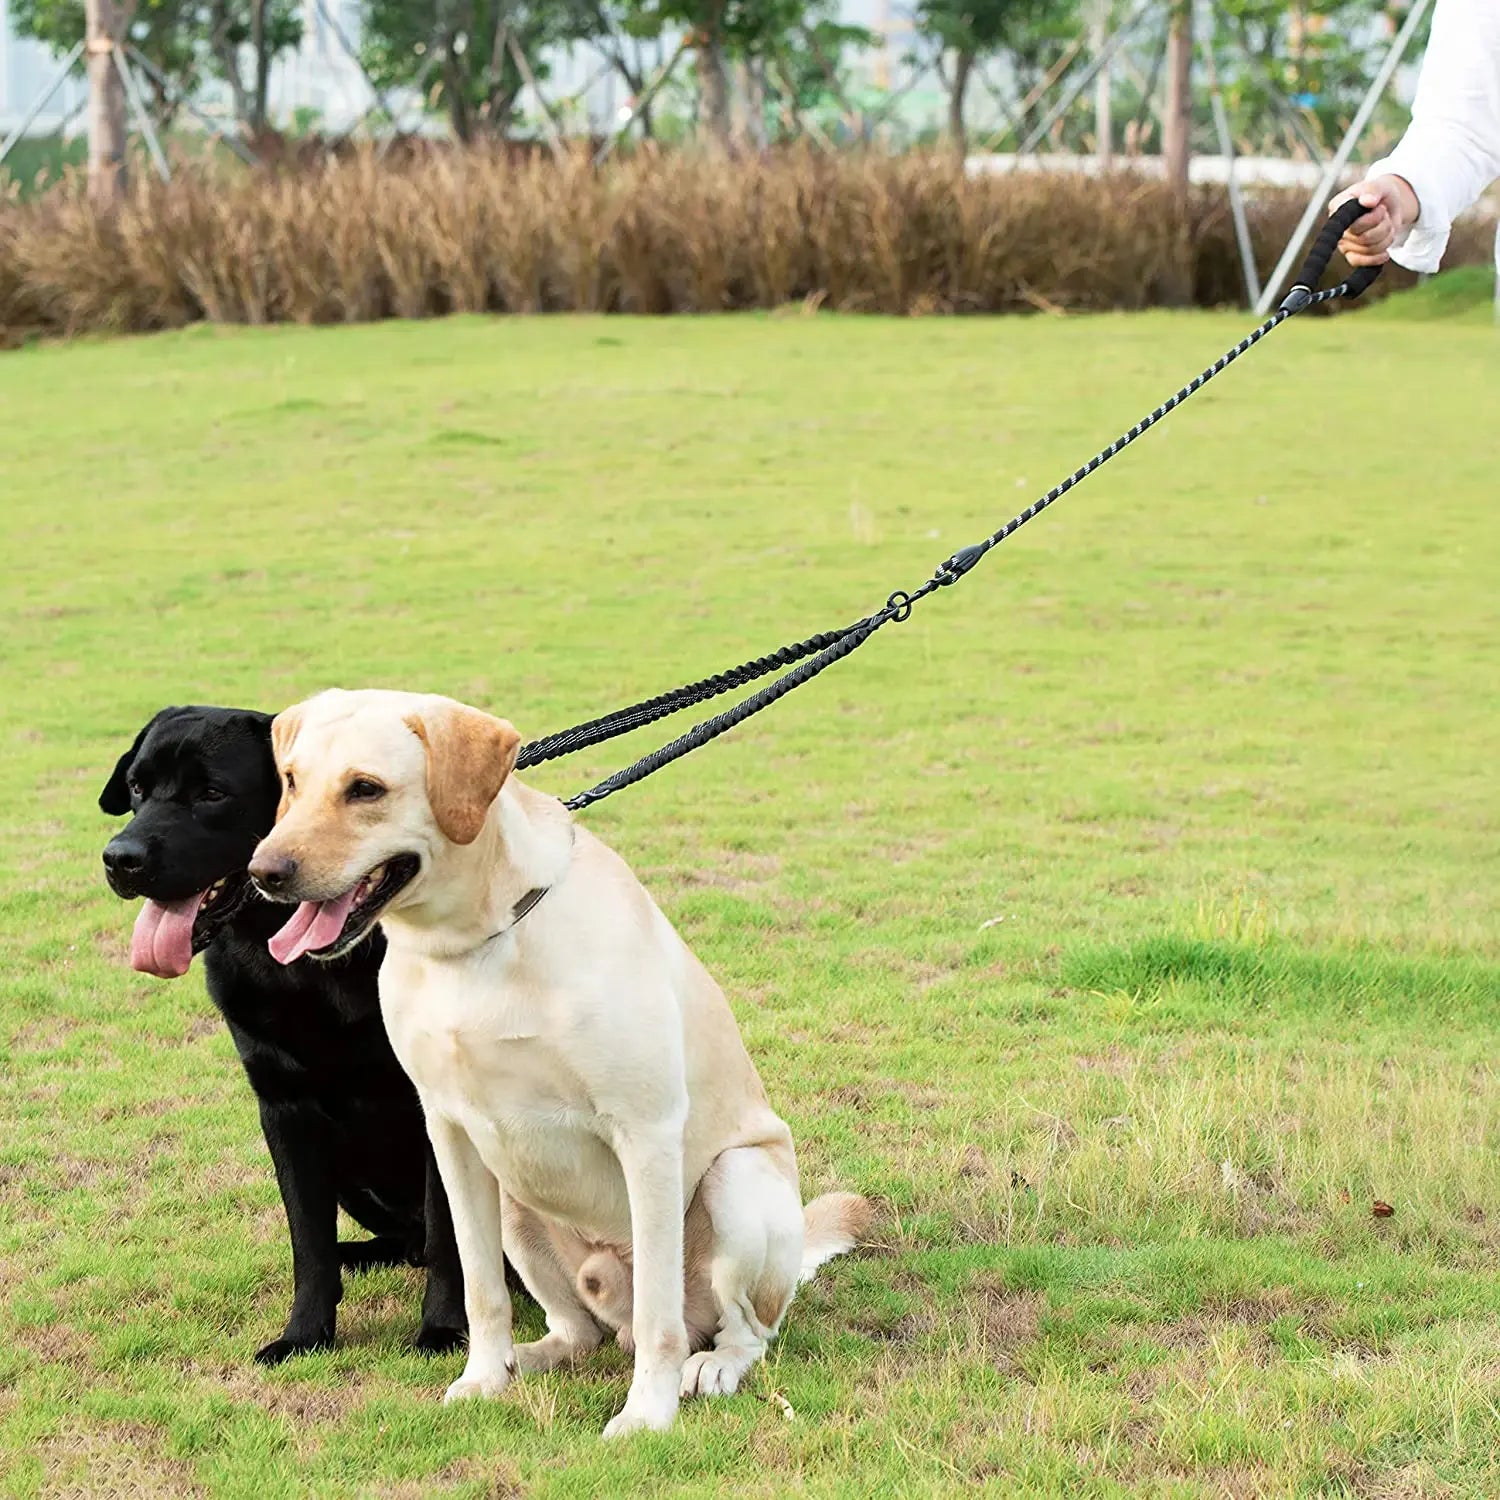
[{"left": 100, "top": 706, "right": 281, "bottom": 978}]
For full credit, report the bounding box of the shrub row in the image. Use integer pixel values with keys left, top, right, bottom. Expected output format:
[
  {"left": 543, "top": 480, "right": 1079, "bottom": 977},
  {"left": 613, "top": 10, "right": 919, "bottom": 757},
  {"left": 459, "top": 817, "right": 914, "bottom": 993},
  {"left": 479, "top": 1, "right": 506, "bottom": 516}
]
[{"left": 1, "top": 147, "right": 1488, "bottom": 340}]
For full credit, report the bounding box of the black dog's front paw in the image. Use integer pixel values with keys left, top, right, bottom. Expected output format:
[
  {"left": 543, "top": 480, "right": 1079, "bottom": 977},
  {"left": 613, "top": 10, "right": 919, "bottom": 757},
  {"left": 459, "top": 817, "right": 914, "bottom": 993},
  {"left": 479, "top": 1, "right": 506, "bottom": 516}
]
[
  {"left": 413, "top": 1323, "right": 467, "bottom": 1357},
  {"left": 255, "top": 1329, "right": 335, "bottom": 1366}
]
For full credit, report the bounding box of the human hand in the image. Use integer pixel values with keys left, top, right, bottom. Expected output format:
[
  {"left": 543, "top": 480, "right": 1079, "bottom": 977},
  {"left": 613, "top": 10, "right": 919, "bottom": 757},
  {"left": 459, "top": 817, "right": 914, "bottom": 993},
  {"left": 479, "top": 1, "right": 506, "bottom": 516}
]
[{"left": 1329, "top": 175, "right": 1421, "bottom": 265}]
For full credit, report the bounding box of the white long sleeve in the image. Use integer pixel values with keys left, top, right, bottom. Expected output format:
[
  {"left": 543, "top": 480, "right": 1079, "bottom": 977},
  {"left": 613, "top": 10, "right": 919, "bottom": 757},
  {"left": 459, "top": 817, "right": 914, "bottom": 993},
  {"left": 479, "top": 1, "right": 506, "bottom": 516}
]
[{"left": 1365, "top": 0, "right": 1500, "bottom": 272}]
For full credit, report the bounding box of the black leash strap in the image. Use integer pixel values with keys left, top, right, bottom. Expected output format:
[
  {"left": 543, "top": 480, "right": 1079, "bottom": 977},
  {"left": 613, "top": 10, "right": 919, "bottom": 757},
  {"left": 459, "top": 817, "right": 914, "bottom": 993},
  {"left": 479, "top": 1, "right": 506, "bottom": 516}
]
[{"left": 522, "top": 202, "right": 1383, "bottom": 813}]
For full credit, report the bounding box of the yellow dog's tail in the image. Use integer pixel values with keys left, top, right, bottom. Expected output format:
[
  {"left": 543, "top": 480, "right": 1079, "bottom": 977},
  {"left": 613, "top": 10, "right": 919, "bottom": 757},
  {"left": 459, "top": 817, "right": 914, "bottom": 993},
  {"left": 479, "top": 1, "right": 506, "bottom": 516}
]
[{"left": 799, "top": 1192, "right": 874, "bottom": 1282}]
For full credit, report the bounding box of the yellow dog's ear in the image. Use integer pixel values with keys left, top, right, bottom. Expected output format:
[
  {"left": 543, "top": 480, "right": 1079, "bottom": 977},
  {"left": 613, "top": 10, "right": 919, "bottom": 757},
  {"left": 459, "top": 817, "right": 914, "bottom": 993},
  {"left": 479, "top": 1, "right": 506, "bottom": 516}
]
[
  {"left": 269, "top": 704, "right": 305, "bottom": 821},
  {"left": 406, "top": 700, "right": 520, "bottom": 846}
]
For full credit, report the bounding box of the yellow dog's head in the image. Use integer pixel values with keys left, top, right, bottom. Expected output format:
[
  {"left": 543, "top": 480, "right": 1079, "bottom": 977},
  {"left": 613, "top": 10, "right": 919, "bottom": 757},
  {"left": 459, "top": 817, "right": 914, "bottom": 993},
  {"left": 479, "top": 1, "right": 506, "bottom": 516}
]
[{"left": 248, "top": 689, "right": 519, "bottom": 963}]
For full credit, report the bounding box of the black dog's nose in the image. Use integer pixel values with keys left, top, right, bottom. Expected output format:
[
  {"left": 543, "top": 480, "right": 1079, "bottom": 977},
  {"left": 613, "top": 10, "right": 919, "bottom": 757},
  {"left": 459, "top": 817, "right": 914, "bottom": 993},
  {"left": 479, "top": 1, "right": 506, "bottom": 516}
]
[
  {"left": 102, "top": 843, "right": 146, "bottom": 878},
  {"left": 249, "top": 851, "right": 298, "bottom": 894}
]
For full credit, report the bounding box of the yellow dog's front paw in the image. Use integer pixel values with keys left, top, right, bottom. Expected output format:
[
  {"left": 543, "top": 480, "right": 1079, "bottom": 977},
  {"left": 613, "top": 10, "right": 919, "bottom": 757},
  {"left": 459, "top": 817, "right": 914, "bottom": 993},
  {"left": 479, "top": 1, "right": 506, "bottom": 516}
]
[
  {"left": 443, "top": 1361, "right": 513, "bottom": 1404},
  {"left": 601, "top": 1388, "right": 678, "bottom": 1439}
]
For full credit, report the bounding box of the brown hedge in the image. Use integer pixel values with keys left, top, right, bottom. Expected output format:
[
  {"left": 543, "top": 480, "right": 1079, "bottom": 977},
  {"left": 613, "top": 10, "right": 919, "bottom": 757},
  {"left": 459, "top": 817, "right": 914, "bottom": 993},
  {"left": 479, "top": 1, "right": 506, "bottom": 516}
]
[{"left": 1, "top": 146, "right": 1488, "bottom": 341}]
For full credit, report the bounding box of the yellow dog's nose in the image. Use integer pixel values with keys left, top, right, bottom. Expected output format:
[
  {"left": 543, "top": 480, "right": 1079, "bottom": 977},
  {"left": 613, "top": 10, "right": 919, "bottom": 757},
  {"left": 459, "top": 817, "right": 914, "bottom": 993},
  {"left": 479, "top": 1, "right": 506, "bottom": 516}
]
[{"left": 248, "top": 850, "right": 298, "bottom": 895}]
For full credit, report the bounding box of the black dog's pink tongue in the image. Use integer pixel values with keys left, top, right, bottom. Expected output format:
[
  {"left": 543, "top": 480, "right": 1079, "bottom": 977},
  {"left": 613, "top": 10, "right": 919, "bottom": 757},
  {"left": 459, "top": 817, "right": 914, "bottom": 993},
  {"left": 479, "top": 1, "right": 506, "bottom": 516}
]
[
  {"left": 130, "top": 893, "right": 207, "bottom": 978},
  {"left": 268, "top": 890, "right": 358, "bottom": 965}
]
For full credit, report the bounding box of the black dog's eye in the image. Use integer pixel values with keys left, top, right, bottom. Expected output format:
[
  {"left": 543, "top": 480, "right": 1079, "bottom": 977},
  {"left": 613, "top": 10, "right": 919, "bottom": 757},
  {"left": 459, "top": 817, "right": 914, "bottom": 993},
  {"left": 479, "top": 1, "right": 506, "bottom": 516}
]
[
  {"left": 198, "top": 787, "right": 228, "bottom": 804},
  {"left": 347, "top": 778, "right": 386, "bottom": 803},
  {"left": 127, "top": 779, "right": 145, "bottom": 801}
]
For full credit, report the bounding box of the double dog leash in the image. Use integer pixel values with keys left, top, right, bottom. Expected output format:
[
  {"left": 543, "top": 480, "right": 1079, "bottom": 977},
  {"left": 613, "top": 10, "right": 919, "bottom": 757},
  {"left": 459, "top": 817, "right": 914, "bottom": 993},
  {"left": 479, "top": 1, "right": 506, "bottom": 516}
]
[{"left": 516, "top": 201, "right": 1384, "bottom": 813}]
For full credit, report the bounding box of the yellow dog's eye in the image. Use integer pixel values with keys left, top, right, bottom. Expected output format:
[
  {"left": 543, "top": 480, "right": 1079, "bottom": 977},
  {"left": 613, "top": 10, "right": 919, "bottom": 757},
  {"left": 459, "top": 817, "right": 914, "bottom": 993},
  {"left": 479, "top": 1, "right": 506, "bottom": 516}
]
[
  {"left": 284, "top": 772, "right": 296, "bottom": 794},
  {"left": 347, "top": 778, "right": 386, "bottom": 803}
]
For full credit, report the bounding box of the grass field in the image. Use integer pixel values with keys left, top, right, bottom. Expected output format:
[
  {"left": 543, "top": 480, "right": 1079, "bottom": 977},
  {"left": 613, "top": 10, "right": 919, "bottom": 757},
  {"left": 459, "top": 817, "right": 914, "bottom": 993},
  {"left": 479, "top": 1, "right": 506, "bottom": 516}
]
[{"left": 1, "top": 301, "right": 1497, "bottom": 1498}]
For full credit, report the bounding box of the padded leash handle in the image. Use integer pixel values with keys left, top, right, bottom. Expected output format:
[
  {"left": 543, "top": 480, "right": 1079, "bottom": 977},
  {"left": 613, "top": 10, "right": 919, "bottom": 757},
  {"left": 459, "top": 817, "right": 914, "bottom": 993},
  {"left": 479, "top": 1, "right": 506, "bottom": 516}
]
[{"left": 1280, "top": 197, "right": 1386, "bottom": 313}]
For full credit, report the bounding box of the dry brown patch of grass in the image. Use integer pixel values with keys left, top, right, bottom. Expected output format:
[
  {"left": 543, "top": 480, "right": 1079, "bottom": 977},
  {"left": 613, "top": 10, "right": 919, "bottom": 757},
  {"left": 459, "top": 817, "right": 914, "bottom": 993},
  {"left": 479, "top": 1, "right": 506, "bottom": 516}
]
[
  {"left": 1348, "top": 1462, "right": 1457, "bottom": 1499},
  {"left": 672, "top": 849, "right": 784, "bottom": 897},
  {"left": 370, "top": 1464, "right": 523, "bottom": 1500},
  {"left": 9, "top": 1015, "right": 83, "bottom": 1054},
  {"left": 215, "top": 1366, "right": 378, "bottom": 1424},
  {"left": 15, "top": 1319, "right": 99, "bottom": 1369},
  {"left": 176, "top": 1014, "right": 224, "bottom": 1046},
  {"left": 973, "top": 1278, "right": 1045, "bottom": 1367},
  {"left": 91, "top": 927, "right": 131, "bottom": 966},
  {"left": 1076, "top": 1048, "right": 1136, "bottom": 1077},
  {"left": 843, "top": 1267, "right": 938, "bottom": 1346},
  {"left": 39, "top": 1419, "right": 204, "bottom": 1499}
]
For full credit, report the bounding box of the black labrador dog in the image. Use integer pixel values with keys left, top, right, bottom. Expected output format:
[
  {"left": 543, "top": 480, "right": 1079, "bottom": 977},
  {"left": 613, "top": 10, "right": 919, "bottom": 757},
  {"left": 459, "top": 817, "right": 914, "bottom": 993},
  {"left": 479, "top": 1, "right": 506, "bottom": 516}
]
[{"left": 100, "top": 705, "right": 468, "bottom": 1364}]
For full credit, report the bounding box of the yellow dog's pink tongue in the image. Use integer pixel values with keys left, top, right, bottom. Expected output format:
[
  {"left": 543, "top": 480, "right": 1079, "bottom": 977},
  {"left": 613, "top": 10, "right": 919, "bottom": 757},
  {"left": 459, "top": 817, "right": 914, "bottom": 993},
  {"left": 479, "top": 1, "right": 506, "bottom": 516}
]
[
  {"left": 268, "top": 889, "right": 358, "bottom": 965},
  {"left": 130, "top": 893, "right": 207, "bottom": 979}
]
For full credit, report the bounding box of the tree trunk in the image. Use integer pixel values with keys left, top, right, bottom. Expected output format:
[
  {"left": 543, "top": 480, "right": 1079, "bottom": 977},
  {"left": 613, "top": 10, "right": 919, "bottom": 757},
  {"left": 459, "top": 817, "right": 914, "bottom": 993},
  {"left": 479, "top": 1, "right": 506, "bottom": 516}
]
[
  {"left": 749, "top": 58, "right": 768, "bottom": 148},
  {"left": 605, "top": 42, "right": 654, "bottom": 138},
  {"left": 731, "top": 58, "right": 768, "bottom": 151},
  {"left": 948, "top": 49, "right": 973, "bottom": 156},
  {"left": 85, "top": 0, "right": 127, "bottom": 210},
  {"left": 445, "top": 45, "right": 473, "bottom": 142},
  {"left": 1161, "top": 0, "right": 1193, "bottom": 306},
  {"left": 696, "top": 31, "right": 731, "bottom": 146},
  {"left": 1163, "top": 0, "right": 1192, "bottom": 207},
  {"left": 209, "top": 0, "right": 253, "bottom": 130},
  {"left": 251, "top": 0, "right": 269, "bottom": 133}
]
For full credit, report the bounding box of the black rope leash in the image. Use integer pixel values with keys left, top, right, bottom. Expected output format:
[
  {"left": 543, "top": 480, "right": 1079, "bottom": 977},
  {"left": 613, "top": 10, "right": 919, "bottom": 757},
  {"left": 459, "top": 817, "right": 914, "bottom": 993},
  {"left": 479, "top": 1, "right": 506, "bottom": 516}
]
[{"left": 519, "top": 202, "right": 1383, "bottom": 813}]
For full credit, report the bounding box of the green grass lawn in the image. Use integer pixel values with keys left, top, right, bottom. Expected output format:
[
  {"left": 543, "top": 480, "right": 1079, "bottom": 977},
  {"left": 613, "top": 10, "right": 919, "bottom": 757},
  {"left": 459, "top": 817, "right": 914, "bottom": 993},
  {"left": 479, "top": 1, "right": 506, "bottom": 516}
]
[{"left": 1, "top": 304, "right": 1497, "bottom": 1498}]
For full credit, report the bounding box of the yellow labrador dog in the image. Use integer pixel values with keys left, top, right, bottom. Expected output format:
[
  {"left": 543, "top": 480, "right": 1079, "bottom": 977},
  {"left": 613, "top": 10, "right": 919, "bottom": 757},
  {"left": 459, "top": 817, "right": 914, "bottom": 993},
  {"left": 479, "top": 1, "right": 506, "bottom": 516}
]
[{"left": 247, "top": 689, "right": 869, "bottom": 1438}]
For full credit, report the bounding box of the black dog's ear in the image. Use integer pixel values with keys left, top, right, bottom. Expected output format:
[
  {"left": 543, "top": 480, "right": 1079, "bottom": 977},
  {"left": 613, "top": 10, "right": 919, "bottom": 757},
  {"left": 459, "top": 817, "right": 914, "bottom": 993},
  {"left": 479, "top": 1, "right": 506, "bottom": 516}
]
[
  {"left": 99, "top": 714, "right": 164, "bottom": 814},
  {"left": 234, "top": 710, "right": 276, "bottom": 743}
]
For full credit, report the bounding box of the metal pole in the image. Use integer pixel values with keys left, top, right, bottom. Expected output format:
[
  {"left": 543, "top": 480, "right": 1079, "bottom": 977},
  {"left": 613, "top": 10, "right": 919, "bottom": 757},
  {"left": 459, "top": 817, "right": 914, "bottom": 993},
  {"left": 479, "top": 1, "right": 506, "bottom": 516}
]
[
  {"left": 593, "top": 34, "right": 688, "bottom": 165},
  {"left": 0, "top": 39, "right": 85, "bottom": 171},
  {"left": 1199, "top": 5, "right": 1259, "bottom": 307},
  {"left": 973, "top": 35, "right": 1081, "bottom": 155},
  {"left": 972, "top": 64, "right": 1022, "bottom": 139},
  {"left": 1253, "top": 0, "right": 1434, "bottom": 316},
  {"left": 1493, "top": 221, "right": 1499, "bottom": 326},
  {"left": 1092, "top": 0, "right": 1112, "bottom": 168},
  {"left": 508, "top": 32, "right": 568, "bottom": 160},
  {"left": 310, "top": 0, "right": 402, "bottom": 131},
  {"left": 864, "top": 53, "right": 939, "bottom": 133},
  {"left": 771, "top": 55, "right": 835, "bottom": 149},
  {"left": 1019, "top": 0, "right": 1152, "bottom": 155},
  {"left": 126, "top": 44, "right": 260, "bottom": 166},
  {"left": 800, "top": 23, "right": 864, "bottom": 138},
  {"left": 1217, "top": 9, "right": 1324, "bottom": 159},
  {"left": 330, "top": 40, "right": 440, "bottom": 148},
  {"left": 114, "top": 47, "right": 171, "bottom": 181}
]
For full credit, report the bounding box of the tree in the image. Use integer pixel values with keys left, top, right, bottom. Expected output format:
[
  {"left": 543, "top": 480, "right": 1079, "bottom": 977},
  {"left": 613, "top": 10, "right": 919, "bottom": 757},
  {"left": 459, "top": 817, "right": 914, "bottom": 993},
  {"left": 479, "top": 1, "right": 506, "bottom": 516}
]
[
  {"left": 1162, "top": 0, "right": 1190, "bottom": 205},
  {"left": 1211, "top": 0, "right": 1428, "bottom": 156},
  {"left": 362, "top": 0, "right": 597, "bottom": 140},
  {"left": 206, "top": 0, "right": 302, "bottom": 135},
  {"left": 12, "top": 0, "right": 302, "bottom": 134},
  {"left": 86, "top": 0, "right": 128, "bottom": 207},
  {"left": 771, "top": 15, "right": 874, "bottom": 132},
  {"left": 565, "top": 0, "right": 670, "bottom": 137},
  {"left": 915, "top": 0, "right": 1075, "bottom": 153},
  {"left": 595, "top": 0, "right": 859, "bottom": 147}
]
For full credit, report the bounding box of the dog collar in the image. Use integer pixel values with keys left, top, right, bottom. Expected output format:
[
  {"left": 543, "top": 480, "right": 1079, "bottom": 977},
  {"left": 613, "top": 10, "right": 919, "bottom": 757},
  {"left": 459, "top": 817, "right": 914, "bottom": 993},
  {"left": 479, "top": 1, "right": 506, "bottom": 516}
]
[
  {"left": 483, "top": 825, "right": 573, "bottom": 944},
  {"left": 477, "top": 883, "right": 551, "bottom": 949},
  {"left": 505, "top": 884, "right": 551, "bottom": 929}
]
